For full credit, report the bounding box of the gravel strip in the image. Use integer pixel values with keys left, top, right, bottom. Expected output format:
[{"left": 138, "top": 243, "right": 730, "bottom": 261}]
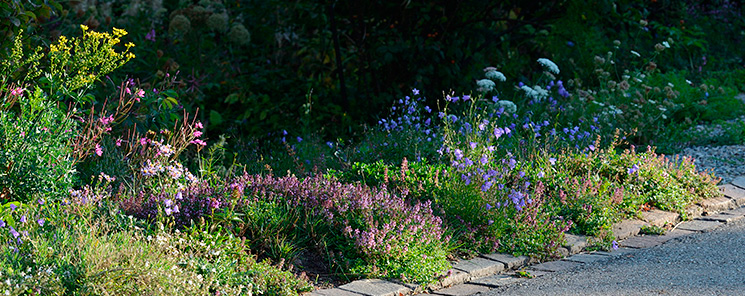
[
  {"left": 675, "top": 145, "right": 745, "bottom": 184},
  {"left": 481, "top": 218, "right": 745, "bottom": 296}
]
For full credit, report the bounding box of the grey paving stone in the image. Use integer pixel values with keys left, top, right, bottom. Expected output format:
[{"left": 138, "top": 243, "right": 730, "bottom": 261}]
[
  {"left": 697, "top": 213, "right": 743, "bottom": 223},
  {"left": 723, "top": 206, "right": 745, "bottom": 217},
  {"left": 685, "top": 205, "right": 704, "bottom": 219},
  {"left": 594, "top": 247, "right": 637, "bottom": 257},
  {"left": 675, "top": 220, "right": 722, "bottom": 232},
  {"left": 338, "top": 279, "right": 412, "bottom": 296},
  {"left": 432, "top": 269, "right": 470, "bottom": 290},
  {"left": 659, "top": 228, "right": 695, "bottom": 242},
  {"left": 479, "top": 253, "right": 530, "bottom": 269},
  {"left": 521, "top": 268, "right": 551, "bottom": 277},
  {"left": 452, "top": 257, "right": 505, "bottom": 278},
  {"left": 719, "top": 184, "right": 745, "bottom": 207},
  {"left": 431, "top": 283, "right": 490, "bottom": 296},
  {"left": 563, "top": 234, "right": 588, "bottom": 254},
  {"left": 699, "top": 197, "right": 735, "bottom": 213},
  {"left": 529, "top": 260, "right": 582, "bottom": 272},
  {"left": 562, "top": 253, "right": 609, "bottom": 264},
  {"left": 641, "top": 210, "right": 679, "bottom": 227},
  {"left": 731, "top": 176, "right": 745, "bottom": 190},
  {"left": 612, "top": 220, "right": 647, "bottom": 240},
  {"left": 309, "top": 288, "right": 364, "bottom": 296},
  {"left": 620, "top": 235, "right": 665, "bottom": 249},
  {"left": 556, "top": 247, "right": 569, "bottom": 258},
  {"left": 468, "top": 274, "right": 524, "bottom": 288}
]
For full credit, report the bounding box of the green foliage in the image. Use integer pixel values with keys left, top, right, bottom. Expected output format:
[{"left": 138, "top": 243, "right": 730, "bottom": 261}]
[
  {"left": 639, "top": 224, "right": 666, "bottom": 235},
  {"left": 0, "top": 87, "right": 77, "bottom": 202},
  {"left": 0, "top": 181, "right": 312, "bottom": 295}
]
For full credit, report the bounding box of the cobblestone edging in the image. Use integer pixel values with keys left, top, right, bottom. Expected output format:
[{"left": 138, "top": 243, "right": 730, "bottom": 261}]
[{"left": 306, "top": 176, "right": 745, "bottom": 296}]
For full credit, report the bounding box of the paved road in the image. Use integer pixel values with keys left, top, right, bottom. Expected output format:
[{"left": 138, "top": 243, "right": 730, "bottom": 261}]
[{"left": 482, "top": 219, "right": 745, "bottom": 296}]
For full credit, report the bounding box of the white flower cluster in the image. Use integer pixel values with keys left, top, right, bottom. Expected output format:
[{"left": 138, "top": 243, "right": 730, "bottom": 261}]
[
  {"left": 521, "top": 85, "right": 549, "bottom": 101},
  {"left": 484, "top": 67, "right": 506, "bottom": 82},
  {"left": 477, "top": 79, "right": 496, "bottom": 93},
  {"left": 537, "top": 58, "right": 560, "bottom": 74},
  {"left": 495, "top": 100, "right": 517, "bottom": 113}
]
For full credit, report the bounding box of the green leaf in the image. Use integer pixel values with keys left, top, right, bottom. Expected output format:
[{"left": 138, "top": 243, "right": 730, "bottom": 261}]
[{"left": 209, "top": 110, "right": 223, "bottom": 126}]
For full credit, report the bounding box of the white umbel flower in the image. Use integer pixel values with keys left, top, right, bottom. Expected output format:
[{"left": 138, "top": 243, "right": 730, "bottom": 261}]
[
  {"left": 521, "top": 85, "right": 549, "bottom": 101},
  {"left": 484, "top": 67, "right": 507, "bottom": 82},
  {"left": 495, "top": 100, "right": 517, "bottom": 113},
  {"left": 477, "top": 79, "right": 496, "bottom": 93},
  {"left": 537, "top": 58, "right": 560, "bottom": 74}
]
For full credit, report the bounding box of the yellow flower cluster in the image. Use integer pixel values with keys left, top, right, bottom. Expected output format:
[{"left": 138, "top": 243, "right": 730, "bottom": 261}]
[
  {"left": 1, "top": 30, "right": 44, "bottom": 83},
  {"left": 46, "top": 25, "right": 136, "bottom": 96}
]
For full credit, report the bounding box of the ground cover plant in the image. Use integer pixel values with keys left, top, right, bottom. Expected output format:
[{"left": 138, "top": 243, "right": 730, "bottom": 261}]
[{"left": 1, "top": 0, "right": 742, "bottom": 294}]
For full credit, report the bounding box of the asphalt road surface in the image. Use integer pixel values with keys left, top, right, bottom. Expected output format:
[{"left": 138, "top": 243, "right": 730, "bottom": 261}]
[{"left": 482, "top": 219, "right": 745, "bottom": 296}]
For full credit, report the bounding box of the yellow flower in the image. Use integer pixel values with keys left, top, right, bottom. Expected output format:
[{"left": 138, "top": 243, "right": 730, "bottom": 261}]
[
  {"left": 112, "top": 27, "right": 128, "bottom": 37},
  {"left": 80, "top": 24, "right": 89, "bottom": 31}
]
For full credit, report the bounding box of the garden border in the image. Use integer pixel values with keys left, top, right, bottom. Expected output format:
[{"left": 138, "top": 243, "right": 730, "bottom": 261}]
[{"left": 306, "top": 176, "right": 745, "bottom": 296}]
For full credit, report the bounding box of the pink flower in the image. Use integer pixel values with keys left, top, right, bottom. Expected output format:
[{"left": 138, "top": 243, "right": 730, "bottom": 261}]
[
  {"left": 140, "top": 137, "right": 148, "bottom": 145},
  {"left": 190, "top": 139, "right": 207, "bottom": 147},
  {"left": 95, "top": 144, "right": 103, "bottom": 156},
  {"left": 115, "top": 138, "right": 122, "bottom": 146},
  {"left": 193, "top": 130, "right": 202, "bottom": 137},
  {"left": 135, "top": 89, "right": 145, "bottom": 102},
  {"left": 10, "top": 87, "right": 25, "bottom": 97},
  {"left": 195, "top": 122, "right": 203, "bottom": 129},
  {"left": 20, "top": 131, "right": 25, "bottom": 137}
]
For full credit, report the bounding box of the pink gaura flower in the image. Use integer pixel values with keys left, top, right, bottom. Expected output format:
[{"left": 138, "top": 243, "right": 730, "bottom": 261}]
[
  {"left": 95, "top": 144, "right": 103, "bottom": 156},
  {"left": 190, "top": 139, "right": 207, "bottom": 147},
  {"left": 193, "top": 130, "right": 202, "bottom": 137},
  {"left": 10, "top": 87, "right": 25, "bottom": 97}
]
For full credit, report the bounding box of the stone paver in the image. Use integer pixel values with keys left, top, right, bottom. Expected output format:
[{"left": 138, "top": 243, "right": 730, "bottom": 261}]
[
  {"left": 697, "top": 213, "right": 743, "bottom": 223},
  {"left": 675, "top": 220, "right": 722, "bottom": 232},
  {"left": 529, "top": 260, "right": 582, "bottom": 272},
  {"left": 641, "top": 210, "right": 679, "bottom": 227},
  {"left": 468, "top": 274, "right": 524, "bottom": 288},
  {"left": 434, "top": 269, "right": 470, "bottom": 289},
  {"left": 731, "top": 176, "right": 745, "bottom": 190},
  {"left": 719, "top": 184, "right": 745, "bottom": 207},
  {"left": 479, "top": 253, "right": 530, "bottom": 269},
  {"left": 686, "top": 205, "right": 704, "bottom": 218},
  {"left": 520, "top": 268, "right": 551, "bottom": 278},
  {"left": 620, "top": 235, "right": 665, "bottom": 248},
  {"left": 338, "top": 279, "right": 411, "bottom": 296},
  {"left": 452, "top": 257, "right": 505, "bottom": 278},
  {"left": 309, "top": 288, "right": 363, "bottom": 296},
  {"left": 562, "top": 253, "right": 609, "bottom": 264},
  {"left": 563, "top": 234, "right": 588, "bottom": 254},
  {"left": 593, "top": 247, "right": 637, "bottom": 257},
  {"left": 612, "top": 220, "right": 647, "bottom": 240},
  {"left": 431, "top": 283, "right": 490, "bottom": 296},
  {"left": 699, "top": 197, "right": 735, "bottom": 213},
  {"left": 722, "top": 206, "right": 745, "bottom": 217},
  {"left": 659, "top": 228, "right": 695, "bottom": 241}
]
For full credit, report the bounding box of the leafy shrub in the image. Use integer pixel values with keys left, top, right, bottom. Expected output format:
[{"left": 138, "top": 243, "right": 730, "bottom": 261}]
[
  {"left": 0, "top": 87, "right": 77, "bottom": 202},
  {"left": 0, "top": 176, "right": 312, "bottom": 295},
  {"left": 241, "top": 174, "right": 451, "bottom": 285}
]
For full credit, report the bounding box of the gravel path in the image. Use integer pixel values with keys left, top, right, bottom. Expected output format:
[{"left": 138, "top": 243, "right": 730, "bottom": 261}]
[
  {"left": 676, "top": 145, "right": 745, "bottom": 184},
  {"left": 481, "top": 219, "right": 745, "bottom": 296}
]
